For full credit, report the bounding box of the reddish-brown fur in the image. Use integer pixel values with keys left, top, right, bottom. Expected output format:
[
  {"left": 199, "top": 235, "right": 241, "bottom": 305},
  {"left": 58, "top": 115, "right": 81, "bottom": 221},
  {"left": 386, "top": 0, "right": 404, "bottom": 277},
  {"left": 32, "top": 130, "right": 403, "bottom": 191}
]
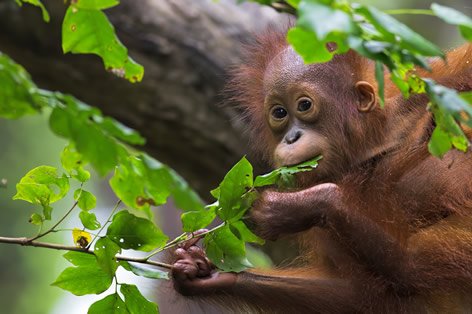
[{"left": 172, "top": 30, "right": 472, "bottom": 313}]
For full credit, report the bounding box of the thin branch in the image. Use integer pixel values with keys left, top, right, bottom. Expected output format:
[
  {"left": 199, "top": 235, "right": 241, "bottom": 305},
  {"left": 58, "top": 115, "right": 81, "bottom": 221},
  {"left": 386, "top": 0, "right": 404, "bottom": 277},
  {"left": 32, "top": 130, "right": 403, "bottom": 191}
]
[
  {"left": 29, "top": 200, "right": 79, "bottom": 241},
  {"left": 384, "top": 9, "right": 435, "bottom": 16},
  {"left": 88, "top": 199, "right": 122, "bottom": 249},
  {"left": 0, "top": 236, "right": 172, "bottom": 269},
  {"left": 144, "top": 222, "right": 226, "bottom": 260}
]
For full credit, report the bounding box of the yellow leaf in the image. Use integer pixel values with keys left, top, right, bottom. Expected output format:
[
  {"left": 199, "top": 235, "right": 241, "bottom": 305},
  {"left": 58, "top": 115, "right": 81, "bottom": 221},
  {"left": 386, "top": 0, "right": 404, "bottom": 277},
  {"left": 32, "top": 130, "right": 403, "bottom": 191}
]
[{"left": 72, "top": 228, "right": 92, "bottom": 248}]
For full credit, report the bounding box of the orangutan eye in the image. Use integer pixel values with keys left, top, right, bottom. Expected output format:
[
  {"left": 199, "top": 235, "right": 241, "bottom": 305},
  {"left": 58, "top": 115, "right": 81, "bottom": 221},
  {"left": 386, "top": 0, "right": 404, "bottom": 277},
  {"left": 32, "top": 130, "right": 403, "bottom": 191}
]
[
  {"left": 271, "top": 106, "right": 288, "bottom": 120},
  {"left": 297, "top": 99, "right": 312, "bottom": 112}
]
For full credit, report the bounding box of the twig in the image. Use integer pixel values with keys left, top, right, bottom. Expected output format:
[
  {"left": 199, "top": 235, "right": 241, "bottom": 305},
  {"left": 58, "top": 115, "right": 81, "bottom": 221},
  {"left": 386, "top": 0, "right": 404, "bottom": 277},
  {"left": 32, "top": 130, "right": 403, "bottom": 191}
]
[
  {"left": 0, "top": 236, "right": 172, "bottom": 269},
  {"left": 143, "top": 222, "right": 226, "bottom": 260},
  {"left": 29, "top": 200, "right": 79, "bottom": 241},
  {"left": 383, "top": 9, "right": 435, "bottom": 16},
  {"left": 88, "top": 199, "right": 122, "bottom": 248}
]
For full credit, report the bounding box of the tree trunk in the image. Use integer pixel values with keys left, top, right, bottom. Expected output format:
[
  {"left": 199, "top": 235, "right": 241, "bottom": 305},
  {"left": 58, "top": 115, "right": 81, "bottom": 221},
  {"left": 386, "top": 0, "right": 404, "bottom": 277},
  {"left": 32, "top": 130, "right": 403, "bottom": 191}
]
[{"left": 0, "top": 0, "right": 286, "bottom": 196}]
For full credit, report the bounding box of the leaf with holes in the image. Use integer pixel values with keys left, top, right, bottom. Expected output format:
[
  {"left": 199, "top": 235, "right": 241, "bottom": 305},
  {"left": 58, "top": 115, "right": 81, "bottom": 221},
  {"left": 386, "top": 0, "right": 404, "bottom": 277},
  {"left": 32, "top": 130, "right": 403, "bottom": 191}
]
[
  {"left": 204, "top": 224, "right": 252, "bottom": 272},
  {"left": 107, "top": 211, "right": 168, "bottom": 252},
  {"left": 88, "top": 293, "right": 129, "bottom": 314},
  {"left": 94, "top": 237, "right": 120, "bottom": 276}
]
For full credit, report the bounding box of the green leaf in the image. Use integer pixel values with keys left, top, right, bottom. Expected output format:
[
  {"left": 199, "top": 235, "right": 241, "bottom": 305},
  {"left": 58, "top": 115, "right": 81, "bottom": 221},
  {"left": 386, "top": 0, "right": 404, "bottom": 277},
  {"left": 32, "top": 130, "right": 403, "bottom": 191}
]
[
  {"left": 347, "top": 37, "right": 394, "bottom": 69},
  {"left": 125, "top": 262, "right": 169, "bottom": 280},
  {"left": 181, "top": 206, "right": 216, "bottom": 232},
  {"left": 61, "top": 146, "right": 83, "bottom": 173},
  {"left": 61, "top": 145, "right": 91, "bottom": 182},
  {"left": 297, "top": 1, "right": 355, "bottom": 41},
  {"left": 107, "top": 210, "right": 168, "bottom": 251},
  {"left": 424, "top": 79, "right": 472, "bottom": 126},
  {"left": 253, "top": 171, "right": 280, "bottom": 187},
  {"left": 50, "top": 104, "right": 120, "bottom": 176},
  {"left": 0, "top": 53, "right": 41, "bottom": 119},
  {"left": 217, "top": 157, "right": 253, "bottom": 221},
  {"left": 75, "top": 189, "right": 97, "bottom": 211},
  {"left": 230, "top": 221, "right": 264, "bottom": 245},
  {"left": 142, "top": 154, "right": 204, "bottom": 212},
  {"left": 461, "top": 91, "right": 472, "bottom": 104},
  {"left": 286, "top": 0, "right": 300, "bottom": 8},
  {"left": 79, "top": 211, "right": 101, "bottom": 230},
  {"left": 428, "top": 103, "right": 469, "bottom": 155},
  {"left": 204, "top": 224, "right": 252, "bottom": 272},
  {"left": 245, "top": 245, "right": 273, "bottom": 268},
  {"left": 357, "top": 5, "right": 444, "bottom": 57},
  {"left": 450, "top": 131, "right": 469, "bottom": 152},
  {"left": 210, "top": 187, "right": 220, "bottom": 199},
  {"left": 74, "top": 0, "right": 120, "bottom": 10},
  {"left": 17, "top": 0, "right": 50, "bottom": 22},
  {"left": 52, "top": 266, "right": 112, "bottom": 296},
  {"left": 63, "top": 251, "right": 97, "bottom": 267},
  {"left": 287, "top": 27, "right": 334, "bottom": 63},
  {"left": 94, "top": 237, "right": 120, "bottom": 276},
  {"left": 43, "top": 204, "right": 53, "bottom": 220},
  {"left": 62, "top": 6, "right": 144, "bottom": 83},
  {"left": 109, "top": 156, "right": 155, "bottom": 212},
  {"left": 248, "top": 0, "right": 277, "bottom": 5},
  {"left": 96, "top": 117, "right": 145, "bottom": 145},
  {"left": 29, "top": 213, "right": 43, "bottom": 225},
  {"left": 428, "top": 127, "right": 452, "bottom": 157},
  {"left": 407, "top": 75, "right": 426, "bottom": 94},
  {"left": 13, "top": 166, "right": 70, "bottom": 219},
  {"left": 254, "top": 156, "right": 321, "bottom": 188},
  {"left": 110, "top": 154, "right": 204, "bottom": 215},
  {"left": 432, "top": 3, "right": 472, "bottom": 41},
  {"left": 88, "top": 293, "right": 129, "bottom": 314},
  {"left": 121, "top": 284, "right": 159, "bottom": 314},
  {"left": 390, "top": 70, "right": 410, "bottom": 98}
]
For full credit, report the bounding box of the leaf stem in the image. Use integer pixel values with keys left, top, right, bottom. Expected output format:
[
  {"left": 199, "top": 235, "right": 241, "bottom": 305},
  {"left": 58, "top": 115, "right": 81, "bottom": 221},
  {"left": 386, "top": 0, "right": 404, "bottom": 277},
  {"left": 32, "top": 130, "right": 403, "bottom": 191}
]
[
  {"left": 29, "top": 183, "right": 85, "bottom": 242},
  {"left": 88, "top": 199, "right": 121, "bottom": 248},
  {"left": 383, "top": 9, "right": 435, "bottom": 16},
  {"left": 28, "top": 200, "right": 79, "bottom": 242},
  {"left": 158, "top": 232, "right": 186, "bottom": 250},
  {"left": 143, "top": 222, "right": 226, "bottom": 260},
  {"left": 0, "top": 236, "right": 173, "bottom": 269}
]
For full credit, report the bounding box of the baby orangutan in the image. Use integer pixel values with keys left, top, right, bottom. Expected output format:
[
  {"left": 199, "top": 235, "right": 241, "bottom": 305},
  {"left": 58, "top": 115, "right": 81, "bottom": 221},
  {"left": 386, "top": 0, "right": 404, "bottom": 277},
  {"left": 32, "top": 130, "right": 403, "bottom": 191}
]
[{"left": 172, "top": 30, "right": 472, "bottom": 313}]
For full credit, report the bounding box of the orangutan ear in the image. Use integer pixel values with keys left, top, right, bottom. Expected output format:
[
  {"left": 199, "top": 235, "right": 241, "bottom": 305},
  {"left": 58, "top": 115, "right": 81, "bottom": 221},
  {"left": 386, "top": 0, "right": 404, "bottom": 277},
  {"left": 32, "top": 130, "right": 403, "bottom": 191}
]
[{"left": 355, "top": 81, "right": 377, "bottom": 113}]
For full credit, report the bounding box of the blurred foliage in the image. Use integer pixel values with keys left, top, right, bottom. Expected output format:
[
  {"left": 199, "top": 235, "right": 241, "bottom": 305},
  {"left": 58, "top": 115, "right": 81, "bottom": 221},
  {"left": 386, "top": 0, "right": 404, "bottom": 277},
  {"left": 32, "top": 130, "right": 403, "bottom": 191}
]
[{"left": 0, "top": 114, "right": 67, "bottom": 314}]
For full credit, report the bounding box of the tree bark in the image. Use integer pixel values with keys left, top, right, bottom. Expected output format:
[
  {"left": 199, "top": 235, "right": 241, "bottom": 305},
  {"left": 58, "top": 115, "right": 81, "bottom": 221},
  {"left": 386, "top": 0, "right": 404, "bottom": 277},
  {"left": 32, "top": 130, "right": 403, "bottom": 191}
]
[{"left": 0, "top": 0, "right": 287, "bottom": 196}]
